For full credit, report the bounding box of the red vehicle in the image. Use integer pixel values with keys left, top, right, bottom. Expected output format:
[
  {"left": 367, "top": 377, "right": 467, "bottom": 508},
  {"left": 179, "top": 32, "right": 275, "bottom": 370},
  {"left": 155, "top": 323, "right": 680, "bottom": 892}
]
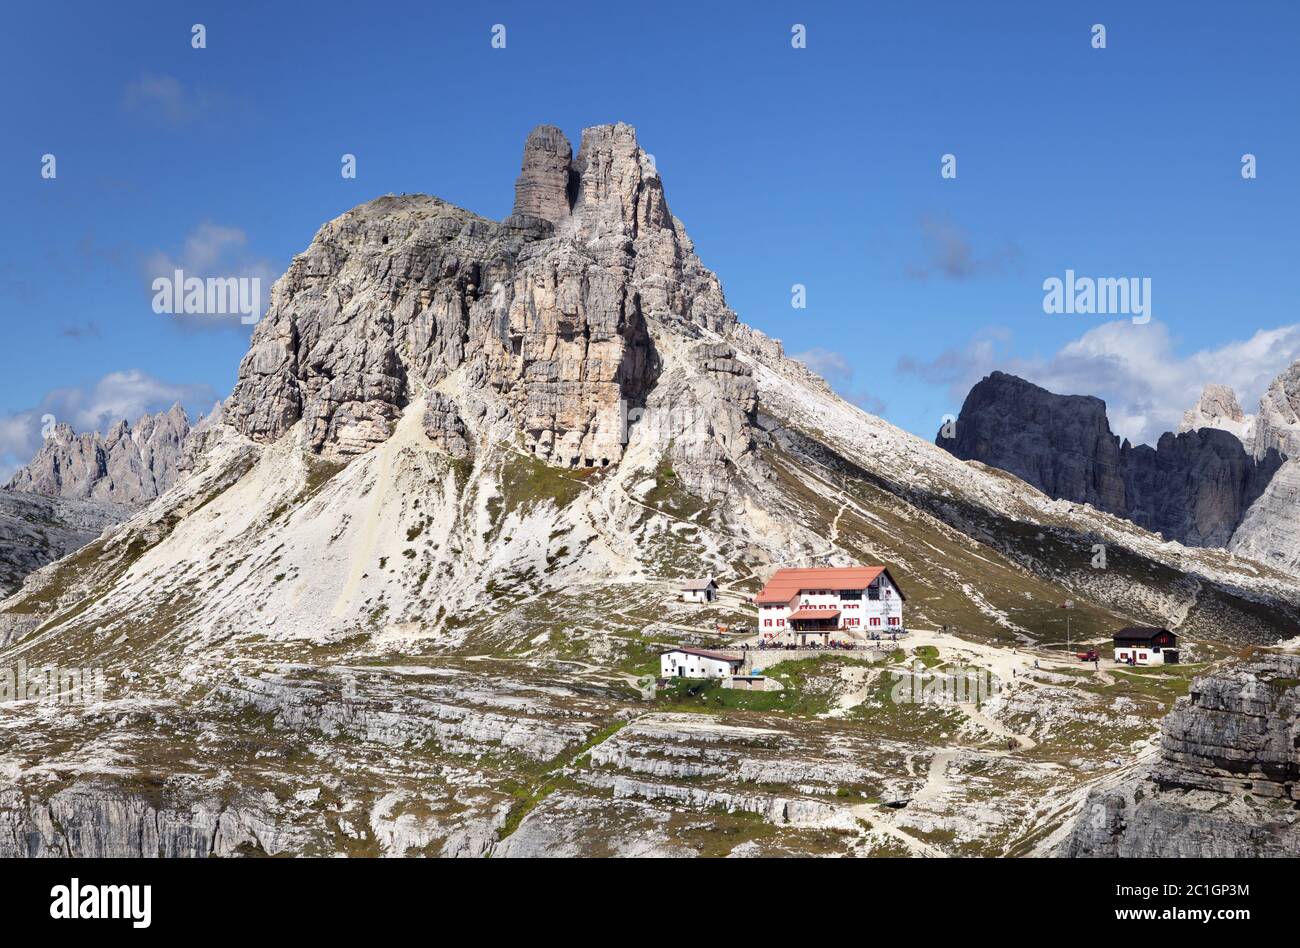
[{"left": 1076, "top": 649, "right": 1100, "bottom": 662}]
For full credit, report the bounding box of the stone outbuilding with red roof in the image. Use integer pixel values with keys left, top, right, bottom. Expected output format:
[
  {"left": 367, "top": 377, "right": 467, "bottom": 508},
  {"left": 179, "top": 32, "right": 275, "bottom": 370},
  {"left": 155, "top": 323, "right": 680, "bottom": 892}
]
[{"left": 756, "top": 566, "right": 906, "bottom": 645}]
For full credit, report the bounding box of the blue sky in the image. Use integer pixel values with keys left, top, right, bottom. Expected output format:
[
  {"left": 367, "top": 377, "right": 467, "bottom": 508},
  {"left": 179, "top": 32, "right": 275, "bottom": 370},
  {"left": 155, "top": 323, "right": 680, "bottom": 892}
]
[{"left": 3, "top": 0, "right": 1298, "bottom": 477}]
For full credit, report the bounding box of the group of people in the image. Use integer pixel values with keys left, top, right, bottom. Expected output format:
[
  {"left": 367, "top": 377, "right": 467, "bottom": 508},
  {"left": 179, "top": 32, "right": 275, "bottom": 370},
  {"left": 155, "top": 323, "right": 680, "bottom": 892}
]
[{"left": 748, "top": 634, "right": 899, "bottom": 651}]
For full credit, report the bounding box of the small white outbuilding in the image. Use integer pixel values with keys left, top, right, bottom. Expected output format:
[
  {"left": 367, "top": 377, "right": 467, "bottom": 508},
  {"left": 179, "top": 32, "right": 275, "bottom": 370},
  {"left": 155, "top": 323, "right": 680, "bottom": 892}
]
[
  {"left": 660, "top": 647, "right": 743, "bottom": 680},
  {"left": 1113, "top": 627, "right": 1179, "bottom": 666},
  {"left": 679, "top": 577, "right": 718, "bottom": 603}
]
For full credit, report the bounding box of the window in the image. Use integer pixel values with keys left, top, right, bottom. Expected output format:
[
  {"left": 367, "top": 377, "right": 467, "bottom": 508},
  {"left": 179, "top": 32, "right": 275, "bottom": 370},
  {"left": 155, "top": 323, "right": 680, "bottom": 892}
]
[
  {"left": 777, "top": 619, "right": 785, "bottom": 627},
  {"left": 888, "top": 617, "right": 899, "bottom": 626},
  {"left": 764, "top": 619, "right": 772, "bottom": 627},
  {"left": 870, "top": 617, "right": 880, "bottom": 627}
]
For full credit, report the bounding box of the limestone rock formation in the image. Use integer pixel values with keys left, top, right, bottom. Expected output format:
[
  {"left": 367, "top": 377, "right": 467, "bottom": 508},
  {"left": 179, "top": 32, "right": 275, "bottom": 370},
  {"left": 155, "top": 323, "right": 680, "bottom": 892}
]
[
  {"left": 1229, "top": 460, "right": 1300, "bottom": 572},
  {"left": 9, "top": 123, "right": 1300, "bottom": 860},
  {"left": 6, "top": 404, "right": 191, "bottom": 504},
  {"left": 225, "top": 123, "right": 750, "bottom": 496},
  {"left": 938, "top": 371, "right": 1281, "bottom": 548},
  {"left": 421, "top": 392, "right": 470, "bottom": 457},
  {"left": 1123, "top": 428, "right": 1281, "bottom": 547},
  {"left": 1062, "top": 652, "right": 1300, "bottom": 857},
  {"left": 1179, "top": 383, "right": 1255, "bottom": 451},
  {"left": 1254, "top": 361, "right": 1300, "bottom": 461},
  {"left": 179, "top": 401, "right": 227, "bottom": 473},
  {"left": 936, "top": 371, "right": 1126, "bottom": 513},
  {"left": 0, "top": 490, "right": 132, "bottom": 597},
  {"left": 506, "top": 124, "right": 575, "bottom": 229}
]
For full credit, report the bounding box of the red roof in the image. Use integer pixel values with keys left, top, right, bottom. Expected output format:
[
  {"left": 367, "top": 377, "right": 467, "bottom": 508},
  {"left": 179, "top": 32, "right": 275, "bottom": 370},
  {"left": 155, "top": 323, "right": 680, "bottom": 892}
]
[
  {"left": 788, "top": 608, "right": 841, "bottom": 621},
  {"left": 757, "top": 566, "right": 904, "bottom": 604}
]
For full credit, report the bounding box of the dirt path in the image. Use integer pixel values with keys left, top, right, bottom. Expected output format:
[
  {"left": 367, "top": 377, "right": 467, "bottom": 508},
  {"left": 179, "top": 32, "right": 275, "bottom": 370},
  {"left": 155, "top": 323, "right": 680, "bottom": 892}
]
[
  {"left": 962, "top": 702, "right": 1037, "bottom": 750},
  {"left": 827, "top": 490, "right": 849, "bottom": 548},
  {"left": 849, "top": 799, "right": 947, "bottom": 858}
]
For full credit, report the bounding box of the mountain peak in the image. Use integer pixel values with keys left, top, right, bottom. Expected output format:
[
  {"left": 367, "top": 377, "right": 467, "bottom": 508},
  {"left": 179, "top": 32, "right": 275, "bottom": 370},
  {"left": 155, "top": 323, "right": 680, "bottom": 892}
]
[
  {"left": 1179, "top": 382, "right": 1254, "bottom": 450},
  {"left": 5, "top": 405, "right": 191, "bottom": 504},
  {"left": 940, "top": 372, "right": 1279, "bottom": 547},
  {"left": 227, "top": 123, "right": 746, "bottom": 491},
  {"left": 508, "top": 124, "right": 575, "bottom": 226}
]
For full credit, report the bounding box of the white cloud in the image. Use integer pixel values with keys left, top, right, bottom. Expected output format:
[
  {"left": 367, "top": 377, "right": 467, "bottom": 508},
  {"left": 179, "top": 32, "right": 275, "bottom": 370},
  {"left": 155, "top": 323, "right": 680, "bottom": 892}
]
[
  {"left": 143, "top": 222, "right": 279, "bottom": 330},
  {"left": 122, "top": 74, "right": 215, "bottom": 126},
  {"left": 897, "top": 321, "right": 1300, "bottom": 446},
  {"left": 792, "top": 347, "right": 852, "bottom": 384},
  {"left": 0, "top": 371, "right": 214, "bottom": 483}
]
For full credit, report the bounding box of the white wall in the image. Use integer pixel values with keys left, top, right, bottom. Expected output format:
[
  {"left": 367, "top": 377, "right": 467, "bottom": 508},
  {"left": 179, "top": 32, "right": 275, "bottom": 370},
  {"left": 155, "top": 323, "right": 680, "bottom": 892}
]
[
  {"left": 1114, "top": 647, "right": 1164, "bottom": 666},
  {"left": 661, "top": 652, "right": 734, "bottom": 678},
  {"left": 758, "top": 575, "right": 904, "bottom": 639}
]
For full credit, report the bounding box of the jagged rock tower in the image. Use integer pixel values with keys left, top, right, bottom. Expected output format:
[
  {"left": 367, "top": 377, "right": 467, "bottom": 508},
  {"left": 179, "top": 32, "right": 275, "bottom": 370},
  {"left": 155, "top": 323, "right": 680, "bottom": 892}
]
[{"left": 226, "top": 123, "right": 756, "bottom": 491}]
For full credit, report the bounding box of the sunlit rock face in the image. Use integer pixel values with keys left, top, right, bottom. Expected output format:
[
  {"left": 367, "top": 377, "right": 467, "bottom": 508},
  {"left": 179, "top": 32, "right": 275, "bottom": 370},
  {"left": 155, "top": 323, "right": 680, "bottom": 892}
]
[
  {"left": 1179, "top": 382, "right": 1255, "bottom": 452},
  {"left": 6, "top": 404, "right": 191, "bottom": 504},
  {"left": 1063, "top": 653, "right": 1300, "bottom": 858},
  {"left": 225, "top": 123, "right": 751, "bottom": 493}
]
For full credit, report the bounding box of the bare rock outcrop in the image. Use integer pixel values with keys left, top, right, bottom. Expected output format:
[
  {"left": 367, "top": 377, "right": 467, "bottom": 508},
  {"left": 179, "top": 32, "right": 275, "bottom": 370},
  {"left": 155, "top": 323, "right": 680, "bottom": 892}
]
[
  {"left": 1254, "top": 362, "right": 1300, "bottom": 460},
  {"left": 1179, "top": 383, "right": 1255, "bottom": 451},
  {"left": 938, "top": 371, "right": 1281, "bottom": 548},
  {"left": 421, "top": 392, "right": 470, "bottom": 457},
  {"left": 1229, "top": 459, "right": 1300, "bottom": 572},
  {"left": 937, "top": 372, "right": 1129, "bottom": 515},
  {"left": 1122, "top": 428, "right": 1281, "bottom": 547},
  {"left": 0, "top": 490, "right": 132, "bottom": 597},
  {"left": 507, "top": 123, "right": 575, "bottom": 228},
  {"left": 6, "top": 404, "right": 191, "bottom": 504},
  {"left": 0, "top": 404, "right": 193, "bottom": 595},
  {"left": 225, "top": 123, "right": 752, "bottom": 495},
  {"left": 1062, "top": 653, "right": 1300, "bottom": 857}
]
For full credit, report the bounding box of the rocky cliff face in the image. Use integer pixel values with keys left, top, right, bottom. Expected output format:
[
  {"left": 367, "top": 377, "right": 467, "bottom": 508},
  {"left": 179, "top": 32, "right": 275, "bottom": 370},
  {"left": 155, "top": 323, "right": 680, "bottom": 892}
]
[
  {"left": 1123, "top": 429, "right": 1281, "bottom": 547},
  {"left": 1254, "top": 363, "right": 1300, "bottom": 461},
  {"left": 226, "top": 123, "right": 751, "bottom": 498},
  {"left": 936, "top": 372, "right": 1127, "bottom": 513},
  {"left": 6, "top": 404, "right": 191, "bottom": 504},
  {"left": 1229, "top": 460, "right": 1300, "bottom": 573},
  {"left": 0, "top": 405, "right": 194, "bottom": 595},
  {"left": 1179, "top": 383, "right": 1255, "bottom": 451},
  {"left": 1062, "top": 652, "right": 1300, "bottom": 857},
  {"left": 0, "top": 490, "right": 132, "bottom": 597},
  {"left": 938, "top": 371, "right": 1282, "bottom": 549}
]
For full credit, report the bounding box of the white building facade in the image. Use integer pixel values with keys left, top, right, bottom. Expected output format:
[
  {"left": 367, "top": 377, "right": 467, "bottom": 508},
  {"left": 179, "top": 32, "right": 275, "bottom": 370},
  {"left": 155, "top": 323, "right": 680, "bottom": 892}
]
[
  {"left": 1113, "top": 628, "right": 1179, "bottom": 666},
  {"left": 660, "top": 648, "right": 744, "bottom": 679},
  {"left": 757, "top": 567, "right": 905, "bottom": 644},
  {"left": 680, "top": 578, "right": 718, "bottom": 603}
]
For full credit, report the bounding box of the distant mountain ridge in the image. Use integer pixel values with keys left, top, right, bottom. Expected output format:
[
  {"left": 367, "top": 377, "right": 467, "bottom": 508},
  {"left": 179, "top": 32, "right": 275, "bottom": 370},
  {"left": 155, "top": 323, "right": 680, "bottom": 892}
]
[
  {"left": 6, "top": 403, "right": 192, "bottom": 504},
  {"left": 0, "top": 402, "right": 211, "bottom": 595},
  {"left": 937, "top": 371, "right": 1284, "bottom": 549}
]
